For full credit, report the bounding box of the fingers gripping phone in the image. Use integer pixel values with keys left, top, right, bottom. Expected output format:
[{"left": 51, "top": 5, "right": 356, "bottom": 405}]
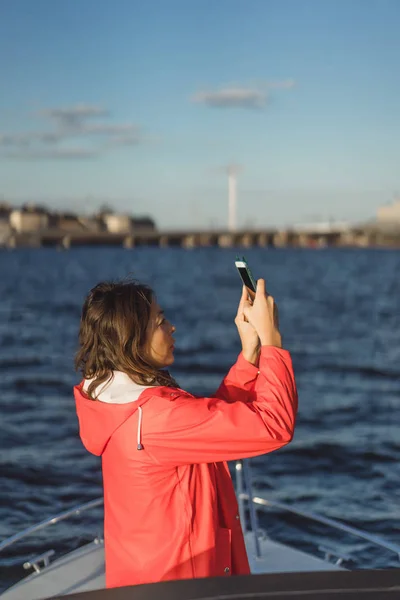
[{"left": 235, "top": 256, "right": 257, "bottom": 299}]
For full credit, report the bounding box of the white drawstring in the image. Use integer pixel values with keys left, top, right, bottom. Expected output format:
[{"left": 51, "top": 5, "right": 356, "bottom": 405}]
[{"left": 137, "top": 406, "right": 144, "bottom": 450}]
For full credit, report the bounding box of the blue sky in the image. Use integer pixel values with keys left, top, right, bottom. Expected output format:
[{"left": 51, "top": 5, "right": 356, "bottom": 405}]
[{"left": 0, "top": 0, "right": 399, "bottom": 229}]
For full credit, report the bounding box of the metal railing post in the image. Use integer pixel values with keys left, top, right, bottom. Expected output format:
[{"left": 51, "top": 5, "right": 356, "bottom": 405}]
[{"left": 242, "top": 460, "right": 262, "bottom": 559}]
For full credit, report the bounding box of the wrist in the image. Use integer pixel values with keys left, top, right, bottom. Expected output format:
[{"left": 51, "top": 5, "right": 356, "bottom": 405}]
[
  {"left": 259, "top": 332, "right": 282, "bottom": 348},
  {"left": 241, "top": 346, "right": 260, "bottom": 366}
]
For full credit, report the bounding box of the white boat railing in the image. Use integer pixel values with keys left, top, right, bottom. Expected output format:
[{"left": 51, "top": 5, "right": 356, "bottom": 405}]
[
  {"left": 239, "top": 493, "right": 400, "bottom": 562},
  {"left": 236, "top": 460, "right": 262, "bottom": 558},
  {"left": 0, "top": 498, "right": 103, "bottom": 553}
]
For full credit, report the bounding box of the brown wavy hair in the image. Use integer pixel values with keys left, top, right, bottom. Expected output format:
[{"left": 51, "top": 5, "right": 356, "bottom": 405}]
[{"left": 75, "top": 279, "right": 177, "bottom": 399}]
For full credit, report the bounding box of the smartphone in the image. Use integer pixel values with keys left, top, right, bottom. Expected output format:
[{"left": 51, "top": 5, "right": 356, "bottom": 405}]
[{"left": 235, "top": 256, "right": 257, "bottom": 298}]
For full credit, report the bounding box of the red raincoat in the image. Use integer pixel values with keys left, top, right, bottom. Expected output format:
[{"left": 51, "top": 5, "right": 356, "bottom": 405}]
[{"left": 74, "top": 346, "right": 297, "bottom": 588}]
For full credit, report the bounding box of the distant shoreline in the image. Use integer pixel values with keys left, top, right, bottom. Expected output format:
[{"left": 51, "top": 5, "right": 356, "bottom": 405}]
[{"left": 2, "top": 226, "right": 400, "bottom": 249}]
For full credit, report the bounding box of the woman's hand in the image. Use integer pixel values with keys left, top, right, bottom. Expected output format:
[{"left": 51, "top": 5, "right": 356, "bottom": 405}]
[
  {"left": 243, "top": 279, "right": 282, "bottom": 348},
  {"left": 235, "top": 285, "right": 260, "bottom": 365}
]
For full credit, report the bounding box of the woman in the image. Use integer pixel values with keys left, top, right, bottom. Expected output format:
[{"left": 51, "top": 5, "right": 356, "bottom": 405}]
[{"left": 74, "top": 277, "right": 297, "bottom": 588}]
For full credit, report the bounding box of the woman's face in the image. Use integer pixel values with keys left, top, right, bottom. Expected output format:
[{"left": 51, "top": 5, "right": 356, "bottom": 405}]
[{"left": 144, "top": 299, "right": 176, "bottom": 369}]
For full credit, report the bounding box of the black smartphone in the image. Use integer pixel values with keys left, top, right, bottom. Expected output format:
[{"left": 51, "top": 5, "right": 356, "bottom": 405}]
[{"left": 235, "top": 256, "right": 257, "bottom": 297}]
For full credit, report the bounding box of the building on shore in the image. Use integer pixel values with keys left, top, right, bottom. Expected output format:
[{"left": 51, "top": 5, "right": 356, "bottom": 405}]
[
  {"left": 99, "top": 212, "right": 156, "bottom": 234},
  {"left": 131, "top": 216, "right": 156, "bottom": 232},
  {"left": 9, "top": 205, "right": 49, "bottom": 233},
  {"left": 2, "top": 202, "right": 156, "bottom": 237},
  {"left": 101, "top": 213, "right": 132, "bottom": 234},
  {"left": 376, "top": 199, "right": 400, "bottom": 227},
  {"left": 0, "top": 202, "right": 12, "bottom": 218},
  {"left": 0, "top": 203, "right": 12, "bottom": 244},
  {"left": 48, "top": 212, "right": 100, "bottom": 233}
]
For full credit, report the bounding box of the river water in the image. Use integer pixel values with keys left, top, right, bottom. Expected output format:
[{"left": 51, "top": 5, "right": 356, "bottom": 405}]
[{"left": 0, "top": 246, "right": 399, "bottom": 590}]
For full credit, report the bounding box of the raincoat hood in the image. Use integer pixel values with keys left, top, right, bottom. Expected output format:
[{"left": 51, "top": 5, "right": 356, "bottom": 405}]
[{"left": 74, "top": 373, "right": 154, "bottom": 456}]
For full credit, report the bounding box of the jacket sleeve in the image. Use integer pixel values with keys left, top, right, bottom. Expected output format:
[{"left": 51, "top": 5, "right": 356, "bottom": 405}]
[
  {"left": 145, "top": 346, "right": 298, "bottom": 466},
  {"left": 214, "top": 352, "right": 259, "bottom": 403}
]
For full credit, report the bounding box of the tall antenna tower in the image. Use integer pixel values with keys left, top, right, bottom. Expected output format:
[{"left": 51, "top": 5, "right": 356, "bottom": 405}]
[{"left": 225, "top": 164, "right": 242, "bottom": 232}]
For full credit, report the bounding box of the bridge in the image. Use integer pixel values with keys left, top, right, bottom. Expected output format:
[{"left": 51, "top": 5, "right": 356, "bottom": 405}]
[{"left": 4, "top": 225, "right": 400, "bottom": 249}]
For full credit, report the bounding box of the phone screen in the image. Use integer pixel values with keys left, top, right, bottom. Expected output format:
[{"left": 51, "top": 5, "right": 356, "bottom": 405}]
[{"left": 235, "top": 259, "right": 256, "bottom": 293}]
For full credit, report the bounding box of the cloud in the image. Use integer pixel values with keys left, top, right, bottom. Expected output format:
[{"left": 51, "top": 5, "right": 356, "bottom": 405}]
[
  {"left": 39, "top": 104, "right": 108, "bottom": 130},
  {"left": 3, "top": 147, "right": 98, "bottom": 160},
  {"left": 0, "top": 133, "right": 31, "bottom": 147},
  {"left": 0, "top": 132, "right": 62, "bottom": 147},
  {"left": 84, "top": 122, "right": 140, "bottom": 136},
  {"left": 192, "top": 87, "right": 267, "bottom": 109},
  {"left": 0, "top": 104, "right": 147, "bottom": 160},
  {"left": 191, "top": 79, "right": 295, "bottom": 109}
]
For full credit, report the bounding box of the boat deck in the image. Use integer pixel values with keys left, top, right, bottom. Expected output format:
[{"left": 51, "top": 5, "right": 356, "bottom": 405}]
[{"left": 1, "top": 532, "right": 342, "bottom": 600}]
